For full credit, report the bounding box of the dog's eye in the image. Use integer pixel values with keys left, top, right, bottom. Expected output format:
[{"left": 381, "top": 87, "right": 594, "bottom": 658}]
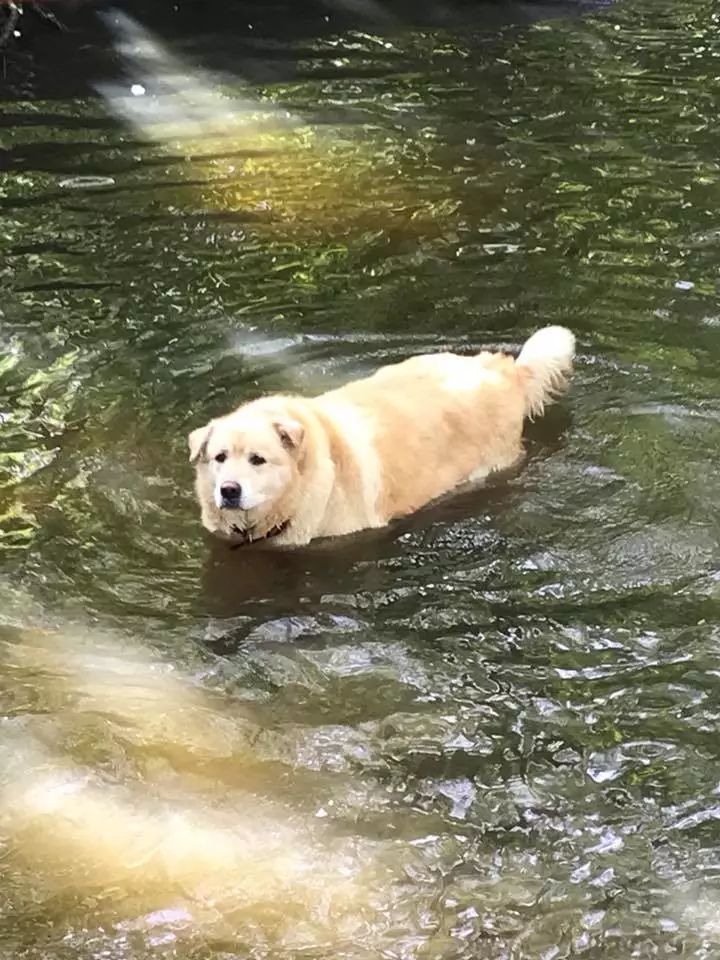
[
  {"left": 214, "top": 452, "right": 227, "bottom": 464},
  {"left": 249, "top": 453, "right": 266, "bottom": 466}
]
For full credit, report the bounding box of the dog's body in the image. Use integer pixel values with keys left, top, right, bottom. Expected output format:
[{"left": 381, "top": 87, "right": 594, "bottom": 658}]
[{"left": 189, "top": 326, "right": 575, "bottom": 547}]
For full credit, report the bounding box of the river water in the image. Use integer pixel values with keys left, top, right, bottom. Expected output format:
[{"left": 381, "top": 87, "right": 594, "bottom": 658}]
[{"left": 2, "top": 0, "right": 720, "bottom": 957}]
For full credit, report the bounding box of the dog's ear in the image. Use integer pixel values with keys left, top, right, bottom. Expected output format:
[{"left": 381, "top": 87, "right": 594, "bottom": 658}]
[
  {"left": 273, "top": 417, "right": 304, "bottom": 452},
  {"left": 188, "top": 423, "right": 212, "bottom": 463}
]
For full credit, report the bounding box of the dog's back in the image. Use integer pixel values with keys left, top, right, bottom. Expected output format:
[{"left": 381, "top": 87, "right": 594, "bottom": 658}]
[{"left": 313, "top": 326, "right": 575, "bottom": 527}]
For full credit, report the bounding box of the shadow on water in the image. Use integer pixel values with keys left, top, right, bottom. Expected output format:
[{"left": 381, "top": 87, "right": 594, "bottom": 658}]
[
  {"left": 6, "top": 0, "right": 720, "bottom": 957},
  {"left": 1, "top": 0, "right": 616, "bottom": 100}
]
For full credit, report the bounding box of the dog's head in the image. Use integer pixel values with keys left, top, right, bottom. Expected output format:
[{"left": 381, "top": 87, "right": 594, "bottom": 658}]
[{"left": 188, "top": 402, "right": 304, "bottom": 539}]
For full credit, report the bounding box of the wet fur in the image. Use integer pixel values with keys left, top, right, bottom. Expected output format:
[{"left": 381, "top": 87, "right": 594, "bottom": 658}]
[{"left": 189, "top": 326, "right": 575, "bottom": 547}]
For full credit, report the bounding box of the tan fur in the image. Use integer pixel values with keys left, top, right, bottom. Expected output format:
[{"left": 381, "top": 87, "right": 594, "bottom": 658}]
[{"left": 189, "top": 326, "right": 575, "bottom": 547}]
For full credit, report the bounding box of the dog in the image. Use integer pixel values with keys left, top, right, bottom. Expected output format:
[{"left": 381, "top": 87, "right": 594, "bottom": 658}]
[{"left": 188, "top": 325, "right": 575, "bottom": 547}]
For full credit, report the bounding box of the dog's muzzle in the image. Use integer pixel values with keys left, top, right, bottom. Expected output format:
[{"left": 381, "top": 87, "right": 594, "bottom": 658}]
[{"left": 219, "top": 481, "right": 242, "bottom": 509}]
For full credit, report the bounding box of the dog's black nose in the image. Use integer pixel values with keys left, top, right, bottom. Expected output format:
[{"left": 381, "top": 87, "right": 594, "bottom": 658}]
[{"left": 219, "top": 481, "right": 241, "bottom": 507}]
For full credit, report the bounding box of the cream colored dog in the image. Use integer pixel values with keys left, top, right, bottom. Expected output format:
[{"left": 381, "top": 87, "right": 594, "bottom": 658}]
[{"left": 188, "top": 326, "right": 575, "bottom": 547}]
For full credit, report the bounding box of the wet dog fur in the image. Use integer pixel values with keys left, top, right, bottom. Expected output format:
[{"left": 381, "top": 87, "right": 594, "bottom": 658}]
[{"left": 188, "top": 326, "right": 575, "bottom": 547}]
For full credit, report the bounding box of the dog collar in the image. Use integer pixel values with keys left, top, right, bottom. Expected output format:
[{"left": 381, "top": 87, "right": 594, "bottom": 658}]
[{"left": 230, "top": 518, "right": 290, "bottom": 546}]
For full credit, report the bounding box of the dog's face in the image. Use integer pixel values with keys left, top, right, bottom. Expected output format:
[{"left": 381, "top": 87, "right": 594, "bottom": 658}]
[{"left": 188, "top": 408, "right": 304, "bottom": 538}]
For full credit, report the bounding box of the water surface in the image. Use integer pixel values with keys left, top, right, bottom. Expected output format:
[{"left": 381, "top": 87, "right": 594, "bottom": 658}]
[{"left": 3, "top": 0, "right": 720, "bottom": 957}]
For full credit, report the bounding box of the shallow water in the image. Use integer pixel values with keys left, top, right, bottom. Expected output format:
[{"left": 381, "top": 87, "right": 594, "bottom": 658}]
[{"left": 3, "top": 0, "right": 720, "bottom": 957}]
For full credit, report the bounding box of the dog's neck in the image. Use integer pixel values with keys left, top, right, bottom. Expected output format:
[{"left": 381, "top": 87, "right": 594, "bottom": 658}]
[{"left": 230, "top": 518, "right": 290, "bottom": 547}]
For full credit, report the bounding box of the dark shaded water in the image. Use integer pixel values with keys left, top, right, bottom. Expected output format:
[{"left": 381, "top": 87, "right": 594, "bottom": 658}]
[{"left": 3, "top": 0, "right": 720, "bottom": 957}]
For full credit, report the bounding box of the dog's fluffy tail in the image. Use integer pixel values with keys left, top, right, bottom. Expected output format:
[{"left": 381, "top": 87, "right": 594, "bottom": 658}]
[{"left": 515, "top": 325, "right": 575, "bottom": 418}]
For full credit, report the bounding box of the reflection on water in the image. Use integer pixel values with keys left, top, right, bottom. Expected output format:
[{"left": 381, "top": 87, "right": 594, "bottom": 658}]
[{"left": 4, "top": 0, "right": 720, "bottom": 957}]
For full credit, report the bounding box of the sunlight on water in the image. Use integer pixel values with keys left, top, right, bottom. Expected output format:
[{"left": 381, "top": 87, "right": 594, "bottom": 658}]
[
  {"left": 95, "top": 10, "right": 452, "bottom": 236},
  {"left": 96, "top": 10, "right": 302, "bottom": 147},
  {"left": 0, "top": 614, "right": 403, "bottom": 954},
  {"left": 2, "top": 742, "right": 388, "bottom": 950},
  {"left": 3, "top": 626, "right": 259, "bottom": 761}
]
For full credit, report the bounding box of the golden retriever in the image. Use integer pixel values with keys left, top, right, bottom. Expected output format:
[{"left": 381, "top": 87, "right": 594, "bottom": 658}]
[{"left": 188, "top": 325, "right": 575, "bottom": 546}]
